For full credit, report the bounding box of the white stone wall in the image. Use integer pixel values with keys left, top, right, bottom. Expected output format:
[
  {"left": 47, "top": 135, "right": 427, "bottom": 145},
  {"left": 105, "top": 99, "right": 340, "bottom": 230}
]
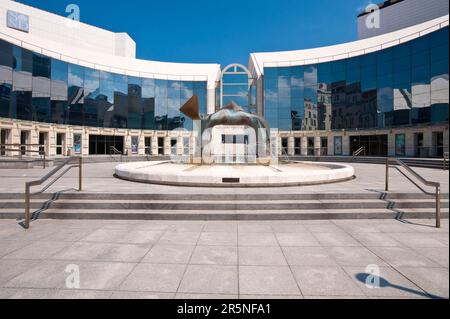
[
  {"left": 0, "top": 0, "right": 221, "bottom": 113},
  {"left": 0, "top": 0, "right": 136, "bottom": 58}
]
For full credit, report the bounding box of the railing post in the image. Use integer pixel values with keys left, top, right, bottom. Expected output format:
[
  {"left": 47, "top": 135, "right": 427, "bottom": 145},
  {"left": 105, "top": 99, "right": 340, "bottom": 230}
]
[
  {"left": 24, "top": 184, "right": 31, "bottom": 229},
  {"left": 385, "top": 158, "right": 389, "bottom": 191},
  {"left": 436, "top": 185, "right": 441, "bottom": 229},
  {"left": 78, "top": 157, "right": 82, "bottom": 191},
  {"left": 43, "top": 151, "right": 46, "bottom": 169}
]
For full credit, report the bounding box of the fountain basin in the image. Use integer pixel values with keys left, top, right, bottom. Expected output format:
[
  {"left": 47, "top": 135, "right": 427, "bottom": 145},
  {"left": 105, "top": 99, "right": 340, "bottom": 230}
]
[{"left": 115, "top": 161, "right": 355, "bottom": 187}]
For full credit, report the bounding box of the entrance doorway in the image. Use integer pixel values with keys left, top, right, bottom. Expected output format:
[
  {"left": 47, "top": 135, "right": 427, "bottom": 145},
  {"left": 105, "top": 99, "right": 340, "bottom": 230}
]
[
  {"left": 145, "top": 137, "right": 152, "bottom": 155},
  {"left": 433, "top": 132, "right": 444, "bottom": 157},
  {"left": 281, "top": 138, "right": 288, "bottom": 155},
  {"left": 39, "top": 132, "right": 48, "bottom": 156},
  {"left": 56, "top": 133, "right": 65, "bottom": 156},
  {"left": 20, "top": 131, "right": 30, "bottom": 156},
  {"left": 1, "top": 129, "right": 10, "bottom": 156},
  {"left": 88, "top": 135, "right": 124, "bottom": 155},
  {"left": 294, "top": 138, "right": 301, "bottom": 155},
  {"left": 158, "top": 137, "right": 165, "bottom": 155},
  {"left": 321, "top": 137, "right": 328, "bottom": 156},
  {"left": 307, "top": 137, "right": 314, "bottom": 156},
  {"left": 350, "top": 135, "right": 388, "bottom": 156},
  {"left": 414, "top": 133, "right": 427, "bottom": 157}
]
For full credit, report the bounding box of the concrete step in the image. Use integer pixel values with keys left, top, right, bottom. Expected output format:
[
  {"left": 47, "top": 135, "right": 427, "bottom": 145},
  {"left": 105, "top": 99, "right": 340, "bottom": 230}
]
[
  {"left": 1, "top": 198, "right": 448, "bottom": 210},
  {"left": 0, "top": 192, "right": 447, "bottom": 201},
  {"left": 1, "top": 208, "right": 448, "bottom": 221},
  {"left": 289, "top": 156, "right": 448, "bottom": 170}
]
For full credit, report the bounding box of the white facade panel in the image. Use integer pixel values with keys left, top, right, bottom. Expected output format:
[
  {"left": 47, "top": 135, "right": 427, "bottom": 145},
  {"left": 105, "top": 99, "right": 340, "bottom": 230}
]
[
  {"left": 0, "top": 0, "right": 221, "bottom": 112},
  {"left": 249, "top": 15, "right": 449, "bottom": 77},
  {"left": 358, "top": 0, "right": 449, "bottom": 39}
]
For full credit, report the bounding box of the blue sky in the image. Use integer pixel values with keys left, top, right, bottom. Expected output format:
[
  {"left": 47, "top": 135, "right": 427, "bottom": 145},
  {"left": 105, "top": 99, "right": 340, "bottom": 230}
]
[{"left": 18, "top": 0, "right": 373, "bottom": 66}]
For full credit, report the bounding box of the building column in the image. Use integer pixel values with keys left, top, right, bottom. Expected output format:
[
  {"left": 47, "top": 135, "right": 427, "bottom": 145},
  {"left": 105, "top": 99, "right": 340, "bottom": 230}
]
[
  {"left": 82, "top": 131, "right": 89, "bottom": 156},
  {"left": 164, "top": 135, "right": 171, "bottom": 156},
  {"left": 423, "top": 131, "right": 433, "bottom": 157},
  {"left": 151, "top": 136, "right": 158, "bottom": 156},
  {"left": 288, "top": 136, "right": 295, "bottom": 156},
  {"left": 314, "top": 136, "right": 321, "bottom": 156},
  {"left": 405, "top": 131, "right": 415, "bottom": 157},
  {"left": 327, "top": 135, "right": 334, "bottom": 156},
  {"left": 177, "top": 136, "right": 184, "bottom": 156},
  {"left": 137, "top": 135, "right": 144, "bottom": 155},
  {"left": 342, "top": 135, "right": 350, "bottom": 156},
  {"left": 48, "top": 130, "right": 56, "bottom": 157},
  {"left": 124, "top": 134, "right": 131, "bottom": 155},
  {"left": 30, "top": 128, "right": 39, "bottom": 157},
  {"left": 301, "top": 137, "right": 308, "bottom": 156},
  {"left": 388, "top": 133, "right": 396, "bottom": 157}
]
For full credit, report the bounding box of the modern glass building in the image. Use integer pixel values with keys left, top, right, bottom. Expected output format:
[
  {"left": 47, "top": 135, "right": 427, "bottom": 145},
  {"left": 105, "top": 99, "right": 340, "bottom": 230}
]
[
  {"left": 261, "top": 27, "right": 448, "bottom": 132},
  {"left": 0, "top": 0, "right": 448, "bottom": 158},
  {"left": 250, "top": 14, "right": 449, "bottom": 157},
  {"left": 0, "top": 43, "right": 208, "bottom": 131}
]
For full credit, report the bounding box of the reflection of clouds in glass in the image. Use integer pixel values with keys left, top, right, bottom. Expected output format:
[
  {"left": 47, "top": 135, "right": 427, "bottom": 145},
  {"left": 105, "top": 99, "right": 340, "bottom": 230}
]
[
  {"left": 51, "top": 79, "right": 68, "bottom": 99},
  {"left": 291, "top": 76, "right": 304, "bottom": 87},
  {"left": 412, "top": 83, "right": 431, "bottom": 108},
  {"left": 84, "top": 78, "right": 99, "bottom": 90},
  {"left": 179, "top": 82, "right": 194, "bottom": 102},
  {"left": 68, "top": 72, "right": 83, "bottom": 87},
  {"left": 278, "top": 77, "right": 290, "bottom": 87},
  {"left": 304, "top": 66, "right": 317, "bottom": 85},
  {"left": 393, "top": 88, "right": 411, "bottom": 110},
  {"left": 223, "top": 86, "right": 248, "bottom": 96},
  {"left": 431, "top": 75, "right": 449, "bottom": 103},
  {"left": 431, "top": 75, "right": 449, "bottom": 93}
]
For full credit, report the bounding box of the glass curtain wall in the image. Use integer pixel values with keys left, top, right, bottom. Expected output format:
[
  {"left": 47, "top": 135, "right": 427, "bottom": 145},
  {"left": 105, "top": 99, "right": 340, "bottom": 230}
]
[
  {"left": 263, "top": 27, "right": 449, "bottom": 131},
  {"left": 221, "top": 65, "right": 256, "bottom": 113},
  {"left": 0, "top": 39, "right": 207, "bottom": 131}
]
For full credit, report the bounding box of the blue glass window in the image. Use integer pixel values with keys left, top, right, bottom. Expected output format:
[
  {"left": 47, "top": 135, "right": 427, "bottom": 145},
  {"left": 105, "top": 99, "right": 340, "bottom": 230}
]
[{"left": 263, "top": 27, "right": 449, "bottom": 131}]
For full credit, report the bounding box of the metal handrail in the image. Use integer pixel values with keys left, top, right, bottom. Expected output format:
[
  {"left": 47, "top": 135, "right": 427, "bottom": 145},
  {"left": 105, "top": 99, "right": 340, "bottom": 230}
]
[
  {"left": 24, "top": 157, "right": 82, "bottom": 229},
  {"left": 385, "top": 157, "right": 441, "bottom": 228},
  {"left": 1, "top": 144, "right": 47, "bottom": 168},
  {"left": 110, "top": 146, "right": 123, "bottom": 162},
  {"left": 353, "top": 146, "right": 366, "bottom": 157}
]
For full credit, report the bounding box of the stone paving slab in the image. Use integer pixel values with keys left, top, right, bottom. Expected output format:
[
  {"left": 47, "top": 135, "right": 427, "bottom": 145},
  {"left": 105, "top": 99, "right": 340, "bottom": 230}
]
[{"left": 0, "top": 218, "right": 448, "bottom": 299}]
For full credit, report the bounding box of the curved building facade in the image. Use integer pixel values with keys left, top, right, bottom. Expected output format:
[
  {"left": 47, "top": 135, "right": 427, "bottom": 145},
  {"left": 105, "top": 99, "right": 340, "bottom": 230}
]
[
  {"left": 0, "top": 0, "right": 448, "bottom": 158},
  {"left": 0, "top": 0, "right": 220, "bottom": 157},
  {"left": 250, "top": 15, "right": 449, "bottom": 157}
]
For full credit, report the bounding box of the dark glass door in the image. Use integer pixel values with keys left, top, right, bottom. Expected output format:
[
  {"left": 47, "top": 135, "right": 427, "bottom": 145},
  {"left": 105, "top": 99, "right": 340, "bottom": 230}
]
[
  {"left": 1, "top": 129, "right": 8, "bottom": 156},
  {"left": 350, "top": 135, "right": 388, "bottom": 156},
  {"left": 39, "top": 132, "right": 47, "bottom": 155},
  {"left": 20, "top": 131, "right": 29, "bottom": 156},
  {"left": 88, "top": 135, "right": 124, "bottom": 155},
  {"left": 434, "top": 132, "right": 444, "bottom": 157}
]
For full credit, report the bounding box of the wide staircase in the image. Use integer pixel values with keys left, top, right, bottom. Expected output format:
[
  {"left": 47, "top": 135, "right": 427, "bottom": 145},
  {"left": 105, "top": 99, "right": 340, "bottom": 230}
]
[{"left": 0, "top": 191, "right": 448, "bottom": 221}]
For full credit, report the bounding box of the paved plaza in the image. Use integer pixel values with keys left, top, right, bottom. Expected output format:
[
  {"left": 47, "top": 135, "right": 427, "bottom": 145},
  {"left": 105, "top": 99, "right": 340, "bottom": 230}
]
[
  {"left": 0, "top": 218, "right": 448, "bottom": 299},
  {"left": 0, "top": 162, "right": 448, "bottom": 194},
  {"left": 0, "top": 162, "right": 448, "bottom": 299}
]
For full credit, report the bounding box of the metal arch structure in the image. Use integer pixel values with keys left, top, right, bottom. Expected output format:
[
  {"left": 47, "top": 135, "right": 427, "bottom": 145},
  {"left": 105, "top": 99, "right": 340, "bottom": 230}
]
[{"left": 220, "top": 63, "right": 256, "bottom": 112}]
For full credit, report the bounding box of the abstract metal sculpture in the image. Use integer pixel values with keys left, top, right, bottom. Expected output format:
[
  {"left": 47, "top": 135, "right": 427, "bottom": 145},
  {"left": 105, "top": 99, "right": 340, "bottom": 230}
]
[{"left": 180, "top": 96, "right": 271, "bottom": 163}]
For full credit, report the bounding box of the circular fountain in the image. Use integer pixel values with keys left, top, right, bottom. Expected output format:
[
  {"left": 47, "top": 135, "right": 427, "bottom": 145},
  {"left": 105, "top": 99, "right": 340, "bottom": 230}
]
[
  {"left": 115, "top": 99, "right": 355, "bottom": 187},
  {"left": 115, "top": 161, "right": 354, "bottom": 187}
]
